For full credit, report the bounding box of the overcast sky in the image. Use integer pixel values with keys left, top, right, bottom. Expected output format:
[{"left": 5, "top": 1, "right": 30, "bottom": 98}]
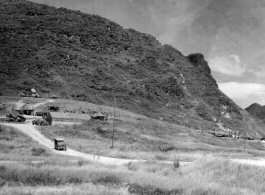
[{"left": 30, "top": 0, "right": 265, "bottom": 108}]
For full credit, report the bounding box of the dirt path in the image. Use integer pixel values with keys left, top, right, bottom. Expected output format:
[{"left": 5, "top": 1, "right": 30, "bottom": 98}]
[
  {"left": 3, "top": 122, "right": 262, "bottom": 166},
  {"left": 231, "top": 159, "right": 265, "bottom": 166},
  {"left": 0, "top": 122, "right": 188, "bottom": 166},
  {"left": 28, "top": 99, "right": 54, "bottom": 109}
]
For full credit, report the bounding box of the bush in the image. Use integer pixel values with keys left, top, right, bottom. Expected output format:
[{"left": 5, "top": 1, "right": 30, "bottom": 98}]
[
  {"left": 92, "top": 175, "right": 121, "bottom": 185},
  {"left": 128, "top": 184, "right": 183, "bottom": 195},
  {"left": 173, "top": 157, "right": 180, "bottom": 169},
  {"left": 77, "top": 159, "right": 84, "bottom": 167},
  {"left": 155, "top": 154, "right": 167, "bottom": 161},
  {"left": 31, "top": 147, "right": 48, "bottom": 156},
  {"left": 158, "top": 144, "right": 175, "bottom": 152}
]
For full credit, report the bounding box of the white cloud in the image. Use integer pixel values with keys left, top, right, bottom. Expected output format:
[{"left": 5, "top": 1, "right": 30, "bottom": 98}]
[
  {"left": 219, "top": 82, "right": 265, "bottom": 108},
  {"left": 209, "top": 55, "right": 245, "bottom": 76}
]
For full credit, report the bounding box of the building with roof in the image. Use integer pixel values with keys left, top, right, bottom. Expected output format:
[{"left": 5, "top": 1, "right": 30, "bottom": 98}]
[{"left": 90, "top": 111, "right": 108, "bottom": 121}]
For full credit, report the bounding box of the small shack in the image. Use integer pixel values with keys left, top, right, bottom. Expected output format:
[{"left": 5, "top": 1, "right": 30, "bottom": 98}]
[
  {"left": 50, "top": 95, "right": 58, "bottom": 99},
  {"left": 90, "top": 111, "right": 108, "bottom": 121},
  {"left": 17, "top": 104, "right": 35, "bottom": 115},
  {"left": 16, "top": 109, "right": 34, "bottom": 115},
  {"left": 50, "top": 112, "right": 91, "bottom": 122},
  {"left": 35, "top": 107, "right": 49, "bottom": 117}
]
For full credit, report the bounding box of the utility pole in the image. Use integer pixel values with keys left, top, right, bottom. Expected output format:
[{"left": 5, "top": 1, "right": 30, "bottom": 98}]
[
  {"left": 111, "top": 97, "right": 116, "bottom": 148},
  {"left": 242, "top": 116, "right": 246, "bottom": 151}
]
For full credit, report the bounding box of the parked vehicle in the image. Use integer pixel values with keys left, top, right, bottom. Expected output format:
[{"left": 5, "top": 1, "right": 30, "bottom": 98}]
[
  {"left": 6, "top": 114, "right": 26, "bottom": 122},
  {"left": 32, "top": 118, "right": 49, "bottom": 126},
  {"left": 54, "top": 138, "right": 67, "bottom": 150}
]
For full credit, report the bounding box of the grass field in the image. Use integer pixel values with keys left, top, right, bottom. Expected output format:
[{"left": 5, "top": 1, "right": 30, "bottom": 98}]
[
  {"left": 1, "top": 157, "right": 265, "bottom": 195},
  {"left": 38, "top": 117, "right": 265, "bottom": 162}
]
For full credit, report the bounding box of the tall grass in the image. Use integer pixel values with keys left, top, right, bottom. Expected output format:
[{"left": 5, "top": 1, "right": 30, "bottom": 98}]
[{"left": 1, "top": 157, "right": 265, "bottom": 195}]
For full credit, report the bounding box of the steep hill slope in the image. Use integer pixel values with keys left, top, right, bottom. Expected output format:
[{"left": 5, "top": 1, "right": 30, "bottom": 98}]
[{"left": 0, "top": 0, "right": 264, "bottom": 136}]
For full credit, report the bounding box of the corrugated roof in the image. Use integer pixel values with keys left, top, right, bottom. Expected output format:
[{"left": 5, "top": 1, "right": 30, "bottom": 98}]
[
  {"left": 54, "top": 138, "right": 65, "bottom": 141},
  {"left": 50, "top": 112, "right": 91, "bottom": 120}
]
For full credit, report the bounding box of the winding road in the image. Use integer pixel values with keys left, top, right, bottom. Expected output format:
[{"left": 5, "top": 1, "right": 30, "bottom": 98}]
[
  {"left": 1, "top": 121, "right": 265, "bottom": 167},
  {"left": 0, "top": 122, "right": 184, "bottom": 166}
]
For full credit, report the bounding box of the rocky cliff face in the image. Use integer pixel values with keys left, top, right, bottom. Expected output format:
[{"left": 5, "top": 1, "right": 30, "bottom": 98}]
[{"left": 0, "top": 0, "right": 262, "bottom": 135}]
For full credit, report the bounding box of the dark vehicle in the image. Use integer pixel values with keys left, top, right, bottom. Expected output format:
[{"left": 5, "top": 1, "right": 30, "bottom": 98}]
[
  {"left": 32, "top": 93, "right": 41, "bottom": 98},
  {"left": 54, "top": 138, "right": 67, "bottom": 150},
  {"left": 6, "top": 114, "right": 26, "bottom": 122},
  {"left": 32, "top": 118, "right": 49, "bottom": 126}
]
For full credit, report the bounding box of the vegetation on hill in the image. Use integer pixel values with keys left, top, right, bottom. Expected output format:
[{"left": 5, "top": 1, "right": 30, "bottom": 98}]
[
  {"left": 246, "top": 103, "right": 265, "bottom": 122},
  {"left": 1, "top": 0, "right": 264, "bottom": 136}
]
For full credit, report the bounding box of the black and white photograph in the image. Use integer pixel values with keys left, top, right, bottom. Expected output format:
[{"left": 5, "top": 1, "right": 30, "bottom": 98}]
[{"left": 1, "top": 0, "right": 265, "bottom": 194}]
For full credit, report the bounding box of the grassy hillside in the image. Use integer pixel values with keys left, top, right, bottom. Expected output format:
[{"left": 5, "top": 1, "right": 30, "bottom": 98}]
[{"left": 0, "top": 0, "right": 257, "bottom": 134}]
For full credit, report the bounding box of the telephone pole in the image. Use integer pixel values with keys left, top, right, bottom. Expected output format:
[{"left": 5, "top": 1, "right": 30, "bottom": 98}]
[
  {"left": 242, "top": 116, "right": 246, "bottom": 151},
  {"left": 111, "top": 97, "right": 116, "bottom": 148}
]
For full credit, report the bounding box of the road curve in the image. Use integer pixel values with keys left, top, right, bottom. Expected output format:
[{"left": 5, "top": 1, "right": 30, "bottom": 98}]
[
  {"left": 0, "top": 122, "right": 188, "bottom": 166},
  {"left": 2, "top": 122, "right": 265, "bottom": 167}
]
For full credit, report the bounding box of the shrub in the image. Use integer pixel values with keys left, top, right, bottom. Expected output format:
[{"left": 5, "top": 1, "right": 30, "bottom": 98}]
[
  {"left": 155, "top": 154, "right": 167, "bottom": 161},
  {"left": 158, "top": 144, "right": 175, "bottom": 152},
  {"left": 0, "top": 178, "right": 6, "bottom": 187},
  {"left": 77, "top": 159, "right": 84, "bottom": 167},
  {"left": 92, "top": 175, "right": 121, "bottom": 185},
  {"left": 173, "top": 157, "right": 180, "bottom": 169},
  {"left": 128, "top": 184, "right": 183, "bottom": 195},
  {"left": 31, "top": 147, "right": 48, "bottom": 156}
]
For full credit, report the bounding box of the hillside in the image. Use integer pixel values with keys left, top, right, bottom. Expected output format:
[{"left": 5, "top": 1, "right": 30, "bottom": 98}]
[{"left": 0, "top": 0, "right": 264, "bottom": 136}]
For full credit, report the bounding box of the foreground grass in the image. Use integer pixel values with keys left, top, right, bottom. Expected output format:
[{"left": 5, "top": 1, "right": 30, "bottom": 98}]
[{"left": 1, "top": 157, "right": 265, "bottom": 195}]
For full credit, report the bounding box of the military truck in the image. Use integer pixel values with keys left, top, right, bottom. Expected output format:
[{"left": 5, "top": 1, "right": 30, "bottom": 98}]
[
  {"left": 54, "top": 138, "right": 67, "bottom": 150},
  {"left": 6, "top": 113, "right": 26, "bottom": 122},
  {"left": 32, "top": 112, "right": 52, "bottom": 126},
  {"left": 32, "top": 118, "right": 49, "bottom": 126}
]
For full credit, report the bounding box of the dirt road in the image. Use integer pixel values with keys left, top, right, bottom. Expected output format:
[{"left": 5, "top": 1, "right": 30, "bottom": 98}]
[
  {"left": 2, "top": 122, "right": 263, "bottom": 166},
  {"left": 0, "top": 122, "right": 186, "bottom": 166},
  {"left": 231, "top": 159, "right": 265, "bottom": 166}
]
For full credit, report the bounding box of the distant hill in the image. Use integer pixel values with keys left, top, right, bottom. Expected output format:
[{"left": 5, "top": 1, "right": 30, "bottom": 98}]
[
  {"left": 246, "top": 103, "right": 265, "bottom": 121},
  {"left": 1, "top": 0, "right": 265, "bottom": 136}
]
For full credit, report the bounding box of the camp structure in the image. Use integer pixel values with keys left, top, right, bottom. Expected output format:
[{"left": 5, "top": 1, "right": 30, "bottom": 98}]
[
  {"left": 90, "top": 111, "right": 108, "bottom": 121},
  {"left": 47, "top": 105, "right": 60, "bottom": 112},
  {"left": 16, "top": 104, "right": 35, "bottom": 115},
  {"left": 50, "top": 94, "right": 58, "bottom": 99},
  {"left": 50, "top": 112, "right": 91, "bottom": 122}
]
